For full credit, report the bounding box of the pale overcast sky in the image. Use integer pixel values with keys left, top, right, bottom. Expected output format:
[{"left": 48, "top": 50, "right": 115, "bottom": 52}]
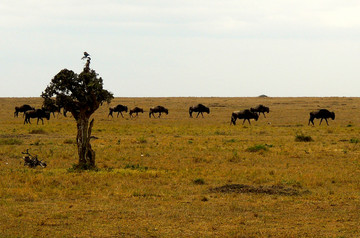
[{"left": 1, "top": 0, "right": 359, "bottom": 97}]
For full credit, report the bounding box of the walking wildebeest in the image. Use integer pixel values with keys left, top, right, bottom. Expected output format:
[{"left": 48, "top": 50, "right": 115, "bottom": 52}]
[
  {"left": 129, "top": 107, "right": 144, "bottom": 118},
  {"left": 149, "top": 106, "right": 168, "bottom": 118},
  {"left": 189, "top": 104, "right": 210, "bottom": 118},
  {"left": 250, "top": 104, "right": 270, "bottom": 118},
  {"left": 308, "top": 109, "right": 335, "bottom": 126},
  {"left": 14, "top": 104, "right": 35, "bottom": 117},
  {"left": 231, "top": 109, "right": 259, "bottom": 125},
  {"left": 24, "top": 109, "right": 51, "bottom": 125},
  {"left": 108, "top": 104, "right": 128, "bottom": 118}
]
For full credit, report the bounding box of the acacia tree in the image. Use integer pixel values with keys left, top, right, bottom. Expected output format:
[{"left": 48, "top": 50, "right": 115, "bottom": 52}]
[{"left": 42, "top": 54, "right": 113, "bottom": 169}]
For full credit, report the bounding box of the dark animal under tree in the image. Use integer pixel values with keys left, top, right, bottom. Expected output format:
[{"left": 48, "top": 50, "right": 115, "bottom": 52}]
[
  {"left": 308, "top": 109, "right": 335, "bottom": 126},
  {"left": 250, "top": 104, "right": 270, "bottom": 118},
  {"left": 108, "top": 104, "right": 128, "bottom": 118},
  {"left": 189, "top": 104, "right": 210, "bottom": 118},
  {"left": 14, "top": 104, "right": 35, "bottom": 117},
  {"left": 231, "top": 109, "right": 259, "bottom": 125},
  {"left": 149, "top": 106, "right": 168, "bottom": 118},
  {"left": 24, "top": 109, "right": 50, "bottom": 125},
  {"left": 129, "top": 107, "right": 144, "bottom": 117}
]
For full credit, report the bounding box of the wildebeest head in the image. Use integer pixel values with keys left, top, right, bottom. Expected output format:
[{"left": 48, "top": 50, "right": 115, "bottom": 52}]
[
  {"left": 331, "top": 112, "right": 335, "bottom": 120},
  {"left": 124, "top": 106, "right": 128, "bottom": 112},
  {"left": 164, "top": 108, "right": 169, "bottom": 114},
  {"left": 253, "top": 113, "right": 259, "bottom": 121},
  {"left": 44, "top": 111, "right": 51, "bottom": 120}
]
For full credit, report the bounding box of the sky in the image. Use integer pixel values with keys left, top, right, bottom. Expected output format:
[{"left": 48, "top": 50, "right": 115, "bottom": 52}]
[{"left": 1, "top": 0, "right": 360, "bottom": 97}]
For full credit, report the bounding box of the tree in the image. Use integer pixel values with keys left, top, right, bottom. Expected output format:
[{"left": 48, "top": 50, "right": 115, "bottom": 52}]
[{"left": 42, "top": 53, "right": 113, "bottom": 169}]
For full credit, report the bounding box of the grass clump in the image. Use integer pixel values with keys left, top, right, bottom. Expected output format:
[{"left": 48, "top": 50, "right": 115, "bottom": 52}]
[
  {"left": 349, "top": 138, "right": 359, "bottom": 144},
  {"left": 295, "top": 133, "right": 313, "bottom": 142},
  {"left": 29, "top": 129, "right": 47, "bottom": 134},
  {"left": 246, "top": 144, "right": 268, "bottom": 152},
  {"left": 193, "top": 178, "right": 205, "bottom": 185},
  {"left": 124, "top": 164, "right": 148, "bottom": 171}
]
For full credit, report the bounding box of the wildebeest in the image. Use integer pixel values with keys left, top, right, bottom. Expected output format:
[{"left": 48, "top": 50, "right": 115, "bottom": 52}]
[
  {"left": 108, "top": 104, "right": 128, "bottom": 118},
  {"left": 42, "top": 104, "right": 61, "bottom": 118},
  {"left": 189, "top": 104, "right": 210, "bottom": 118},
  {"left": 231, "top": 109, "right": 259, "bottom": 125},
  {"left": 308, "top": 109, "right": 335, "bottom": 126},
  {"left": 149, "top": 106, "right": 168, "bottom": 118},
  {"left": 250, "top": 104, "right": 270, "bottom": 118},
  {"left": 24, "top": 109, "right": 51, "bottom": 125},
  {"left": 129, "top": 107, "right": 144, "bottom": 117},
  {"left": 14, "top": 104, "right": 35, "bottom": 117}
]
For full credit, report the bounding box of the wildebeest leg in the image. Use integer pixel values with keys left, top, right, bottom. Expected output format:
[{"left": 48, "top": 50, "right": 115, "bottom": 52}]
[
  {"left": 158, "top": 112, "right": 161, "bottom": 118},
  {"left": 201, "top": 112, "right": 204, "bottom": 118},
  {"left": 263, "top": 112, "right": 266, "bottom": 118},
  {"left": 120, "top": 112, "right": 124, "bottom": 118},
  {"left": 319, "top": 118, "right": 323, "bottom": 125},
  {"left": 117, "top": 112, "right": 120, "bottom": 118},
  {"left": 325, "top": 118, "right": 329, "bottom": 125},
  {"left": 242, "top": 119, "right": 246, "bottom": 125}
]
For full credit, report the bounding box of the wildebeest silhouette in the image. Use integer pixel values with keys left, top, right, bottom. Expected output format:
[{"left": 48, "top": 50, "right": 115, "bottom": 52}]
[
  {"left": 250, "top": 104, "right": 270, "bottom": 118},
  {"left": 24, "top": 109, "right": 50, "bottom": 125},
  {"left": 14, "top": 104, "right": 35, "bottom": 117},
  {"left": 42, "top": 104, "right": 60, "bottom": 118},
  {"left": 108, "top": 104, "right": 128, "bottom": 118},
  {"left": 149, "top": 106, "right": 168, "bottom": 118},
  {"left": 308, "top": 109, "right": 335, "bottom": 126},
  {"left": 231, "top": 109, "right": 259, "bottom": 125},
  {"left": 189, "top": 104, "right": 210, "bottom": 118},
  {"left": 129, "top": 107, "right": 144, "bottom": 117}
]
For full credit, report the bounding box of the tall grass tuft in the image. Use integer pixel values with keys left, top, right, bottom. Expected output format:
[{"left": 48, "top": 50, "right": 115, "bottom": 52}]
[{"left": 295, "top": 133, "right": 313, "bottom": 142}]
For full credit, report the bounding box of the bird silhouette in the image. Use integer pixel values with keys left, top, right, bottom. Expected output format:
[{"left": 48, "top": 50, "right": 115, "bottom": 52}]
[{"left": 81, "top": 52, "right": 90, "bottom": 60}]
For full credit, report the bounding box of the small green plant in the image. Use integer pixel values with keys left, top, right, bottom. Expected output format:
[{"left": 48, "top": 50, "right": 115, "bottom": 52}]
[
  {"left": 350, "top": 138, "right": 359, "bottom": 144},
  {"left": 246, "top": 144, "right": 268, "bottom": 152},
  {"left": 136, "top": 136, "right": 147, "bottom": 144},
  {"left": 295, "top": 133, "right": 313, "bottom": 142},
  {"left": 193, "top": 178, "right": 205, "bottom": 185}
]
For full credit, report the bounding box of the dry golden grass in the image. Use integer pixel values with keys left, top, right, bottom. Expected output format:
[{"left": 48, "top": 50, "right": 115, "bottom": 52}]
[{"left": 0, "top": 97, "right": 360, "bottom": 237}]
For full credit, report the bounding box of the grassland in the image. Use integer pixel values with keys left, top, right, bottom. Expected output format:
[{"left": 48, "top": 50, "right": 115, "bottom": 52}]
[{"left": 0, "top": 97, "right": 359, "bottom": 237}]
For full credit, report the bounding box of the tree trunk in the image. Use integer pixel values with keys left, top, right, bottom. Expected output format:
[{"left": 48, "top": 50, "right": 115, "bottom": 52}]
[{"left": 76, "top": 115, "right": 96, "bottom": 168}]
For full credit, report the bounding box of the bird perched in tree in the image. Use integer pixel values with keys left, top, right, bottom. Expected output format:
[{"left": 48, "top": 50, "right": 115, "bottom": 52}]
[{"left": 81, "top": 52, "right": 90, "bottom": 60}]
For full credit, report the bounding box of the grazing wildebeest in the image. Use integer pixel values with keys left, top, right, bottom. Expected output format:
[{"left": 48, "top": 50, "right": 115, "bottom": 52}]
[
  {"left": 308, "top": 109, "right": 335, "bottom": 126},
  {"left": 149, "top": 106, "right": 168, "bottom": 118},
  {"left": 189, "top": 104, "right": 210, "bottom": 118},
  {"left": 14, "top": 104, "right": 35, "bottom": 117},
  {"left": 250, "top": 104, "right": 270, "bottom": 118},
  {"left": 24, "top": 109, "right": 50, "bottom": 125},
  {"left": 231, "top": 109, "right": 259, "bottom": 125},
  {"left": 42, "top": 104, "right": 60, "bottom": 118},
  {"left": 108, "top": 104, "right": 128, "bottom": 118},
  {"left": 129, "top": 107, "right": 144, "bottom": 117}
]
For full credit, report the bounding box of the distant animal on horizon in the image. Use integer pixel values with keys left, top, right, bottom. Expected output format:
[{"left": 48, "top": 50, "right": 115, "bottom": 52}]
[
  {"left": 14, "top": 104, "right": 35, "bottom": 117},
  {"left": 24, "top": 109, "right": 50, "bottom": 125},
  {"left": 129, "top": 107, "right": 144, "bottom": 118},
  {"left": 149, "top": 106, "right": 168, "bottom": 118},
  {"left": 108, "top": 104, "right": 128, "bottom": 118},
  {"left": 231, "top": 109, "right": 259, "bottom": 125},
  {"left": 189, "top": 104, "right": 210, "bottom": 118},
  {"left": 308, "top": 109, "right": 335, "bottom": 126},
  {"left": 250, "top": 104, "right": 270, "bottom": 118}
]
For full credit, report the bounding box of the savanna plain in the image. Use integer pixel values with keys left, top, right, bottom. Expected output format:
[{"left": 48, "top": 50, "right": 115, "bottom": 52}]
[{"left": 0, "top": 97, "right": 359, "bottom": 237}]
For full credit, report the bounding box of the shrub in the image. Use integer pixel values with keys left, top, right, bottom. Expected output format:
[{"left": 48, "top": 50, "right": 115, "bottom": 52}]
[
  {"left": 295, "top": 133, "right": 313, "bottom": 142},
  {"left": 246, "top": 144, "right": 268, "bottom": 152}
]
